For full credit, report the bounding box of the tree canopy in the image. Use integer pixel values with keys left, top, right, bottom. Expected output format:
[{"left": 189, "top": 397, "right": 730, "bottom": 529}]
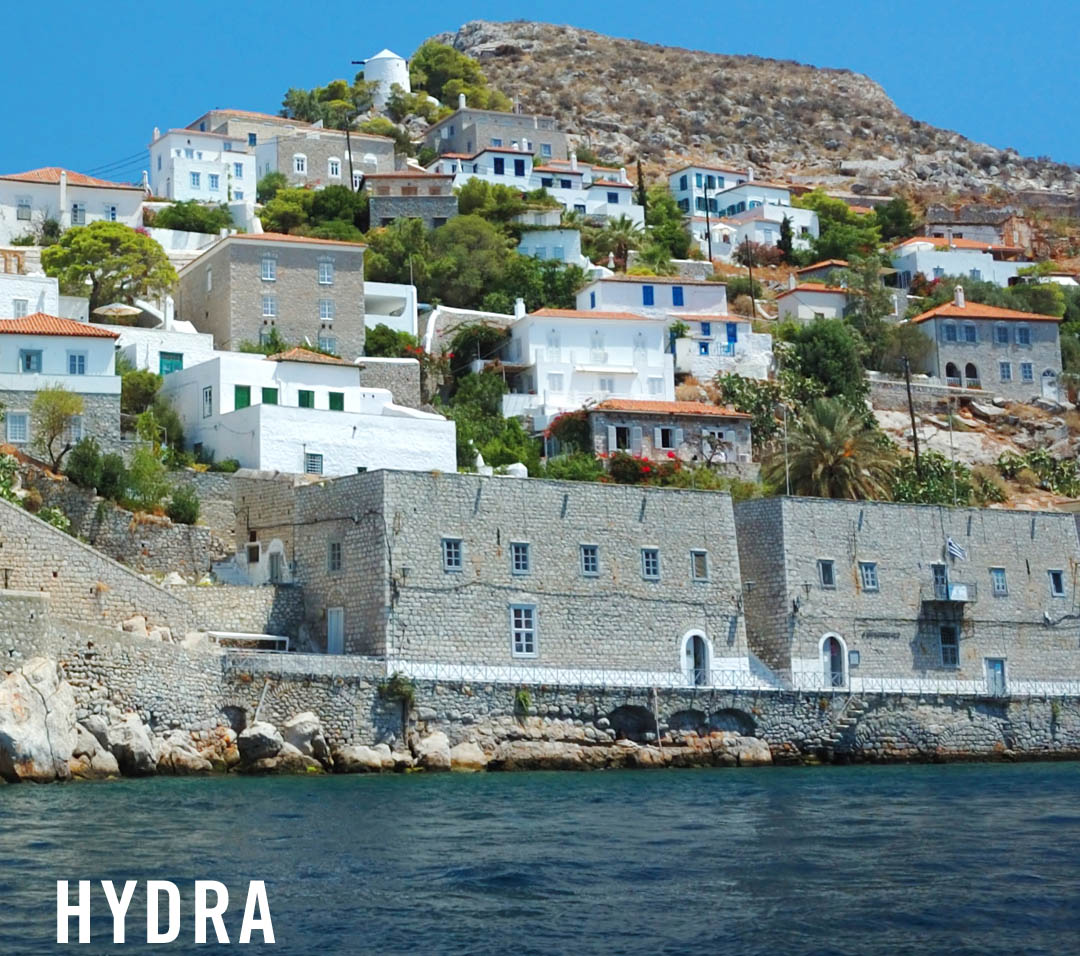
[
  {"left": 408, "top": 41, "right": 511, "bottom": 111},
  {"left": 259, "top": 185, "right": 368, "bottom": 241},
  {"left": 150, "top": 201, "right": 234, "bottom": 235},
  {"left": 794, "top": 189, "right": 881, "bottom": 261},
  {"left": 280, "top": 74, "right": 377, "bottom": 127}
]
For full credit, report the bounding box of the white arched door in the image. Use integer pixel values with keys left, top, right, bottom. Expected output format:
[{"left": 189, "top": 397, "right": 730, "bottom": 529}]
[
  {"left": 1042, "top": 369, "right": 1058, "bottom": 399},
  {"left": 682, "top": 632, "right": 711, "bottom": 686},
  {"left": 820, "top": 634, "right": 846, "bottom": 688}
]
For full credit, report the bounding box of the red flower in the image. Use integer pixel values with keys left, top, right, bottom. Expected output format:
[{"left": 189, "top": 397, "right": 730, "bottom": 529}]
[
  {"left": 667, "top": 451, "right": 676, "bottom": 459},
  {"left": 642, "top": 465, "right": 651, "bottom": 473},
  {"left": 447, "top": 352, "right": 454, "bottom": 359}
]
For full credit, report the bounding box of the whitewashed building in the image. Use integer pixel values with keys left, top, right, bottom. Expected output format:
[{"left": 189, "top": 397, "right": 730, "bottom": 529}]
[
  {"left": 576, "top": 275, "right": 729, "bottom": 317},
  {"left": 365, "top": 281, "right": 418, "bottom": 336},
  {"left": 775, "top": 284, "right": 850, "bottom": 323},
  {"left": 148, "top": 129, "right": 257, "bottom": 205},
  {"left": 673, "top": 315, "right": 774, "bottom": 382},
  {"left": 0, "top": 168, "right": 143, "bottom": 246},
  {"left": 668, "top": 164, "right": 753, "bottom": 215},
  {"left": 159, "top": 346, "right": 455, "bottom": 476},
  {"left": 889, "top": 237, "right": 1027, "bottom": 290},
  {"left": 498, "top": 307, "right": 675, "bottom": 431}
]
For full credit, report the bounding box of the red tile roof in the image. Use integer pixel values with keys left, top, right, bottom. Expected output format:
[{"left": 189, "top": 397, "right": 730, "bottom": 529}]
[
  {"left": 0, "top": 313, "right": 119, "bottom": 337},
  {"left": 0, "top": 167, "right": 142, "bottom": 190},
  {"left": 894, "top": 236, "right": 1021, "bottom": 253},
  {"left": 365, "top": 172, "right": 451, "bottom": 180},
  {"left": 592, "top": 399, "right": 750, "bottom": 419},
  {"left": 230, "top": 232, "right": 366, "bottom": 248},
  {"left": 668, "top": 162, "right": 748, "bottom": 176},
  {"left": 267, "top": 347, "right": 354, "bottom": 366},
  {"left": 533, "top": 165, "right": 582, "bottom": 174},
  {"left": 595, "top": 275, "right": 725, "bottom": 286},
  {"left": 909, "top": 302, "right": 1062, "bottom": 324},
  {"left": 528, "top": 308, "right": 656, "bottom": 322},
  {"left": 796, "top": 259, "right": 849, "bottom": 273},
  {"left": 775, "top": 284, "right": 849, "bottom": 299},
  {"left": 588, "top": 179, "right": 634, "bottom": 188}
]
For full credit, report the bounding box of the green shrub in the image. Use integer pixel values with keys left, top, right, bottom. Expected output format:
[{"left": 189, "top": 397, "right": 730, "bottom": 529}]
[
  {"left": 377, "top": 672, "right": 416, "bottom": 709},
  {"left": 123, "top": 448, "right": 171, "bottom": 511},
  {"left": 607, "top": 452, "right": 651, "bottom": 484},
  {"left": 65, "top": 438, "right": 103, "bottom": 490},
  {"left": 972, "top": 465, "right": 1008, "bottom": 505},
  {"left": 210, "top": 458, "right": 240, "bottom": 474},
  {"left": 97, "top": 454, "right": 128, "bottom": 501},
  {"left": 166, "top": 484, "right": 200, "bottom": 525},
  {"left": 542, "top": 452, "right": 604, "bottom": 482},
  {"left": 37, "top": 506, "right": 71, "bottom": 534}
]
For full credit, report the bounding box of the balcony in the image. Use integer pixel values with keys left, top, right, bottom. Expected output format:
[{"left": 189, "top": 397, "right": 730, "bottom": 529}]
[{"left": 923, "top": 580, "right": 977, "bottom": 604}]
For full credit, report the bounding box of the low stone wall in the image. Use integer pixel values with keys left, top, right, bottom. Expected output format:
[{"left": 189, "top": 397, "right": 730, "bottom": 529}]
[
  {"left": 869, "top": 377, "right": 985, "bottom": 412},
  {"left": 356, "top": 358, "right": 422, "bottom": 409},
  {"left": 172, "top": 584, "right": 305, "bottom": 637},
  {"left": 175, "top": 470, "right": 236, "bottom": 557}
]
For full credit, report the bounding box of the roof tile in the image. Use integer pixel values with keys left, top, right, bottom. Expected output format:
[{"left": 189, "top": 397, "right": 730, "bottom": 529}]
[
  {"left": 592, "top": 399, "right": 750, "bottom": 419},
  {"left": 0, "top": 313, "right": 119, "bottom": 338}
]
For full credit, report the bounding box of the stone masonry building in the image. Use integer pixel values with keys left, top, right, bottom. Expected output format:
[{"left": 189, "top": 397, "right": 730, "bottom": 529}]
[
  {"left": 365, "top": 172, "right": 458, "bottom": 228},
  {"left": 176, "top": 232, "right": 366, "bottom": 358},
  {"left": 423, "top": 104, "right": 568, "bottom": 161},
  {"left": 734, "top": 496, "right": 1080, "bottom": 694},
  {"left": 233, "top": 470, "right": 762, "bottom": 687}
]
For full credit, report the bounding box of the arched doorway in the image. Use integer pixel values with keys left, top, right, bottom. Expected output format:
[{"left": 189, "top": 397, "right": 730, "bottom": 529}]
[
  {"left": 964, "top": 362, "right": 980, "bottom": 388},
  {"left": 820, "top": 634, "right": 847, "bottom": 689},
  {"left": 945, "top": 362, "right": 960, "bottom": 386},
  {"left": 681, "top": 631, "right": 711, "bottom": 686},
  {"left": 1042, "top": 369, "right": 1058, "bottom": 399}
]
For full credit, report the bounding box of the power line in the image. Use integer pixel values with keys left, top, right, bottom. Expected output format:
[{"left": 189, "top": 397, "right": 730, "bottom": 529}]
[{"left": 83, "top": 150, "right": 147, "bottom": 175}]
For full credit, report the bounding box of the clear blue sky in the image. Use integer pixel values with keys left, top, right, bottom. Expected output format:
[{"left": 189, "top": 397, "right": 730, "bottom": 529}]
[{"left": 6, "top": 0, "right": 1076, "bottom": 182}]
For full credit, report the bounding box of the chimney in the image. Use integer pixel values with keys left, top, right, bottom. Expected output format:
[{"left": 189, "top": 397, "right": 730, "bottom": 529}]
[
  {"left": 788, "top": 274, "right": 796, "bottom": 290},
  {"left": 513, "top": 95, "right": 519, "bottom": 114},
  {"left": 514, "top": 297, "right": 526, "bottom": 319},
  {"left": 141, "top": 170, "right": 150, "bottom": 193},
  {"left": 954, "top": 284, "right": 965, "bottom": 308},
  {"left": 59, "top": 170, "right": 69, "bottom": 231},
  {"left": 458, "top": 92, "right": 466, "bottom": 109},
  {"left": 164, "top": 295, "right": 175, "bottom": 329},
  {"left": 746, "top": 165, "right": 754, "bottom": 181},
  {"left": 619, "top": 166, "right": 628, "bottom": 184},
  {"left": 152, "top": 126, "right": 160, "bottom": 141},
  {"left": 570, "top": 150, "right": 578, "bottom": 172}
]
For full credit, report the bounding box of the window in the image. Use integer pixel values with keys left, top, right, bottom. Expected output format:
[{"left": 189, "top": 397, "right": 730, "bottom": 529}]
[
  {"left": 533, "top": 246, "right": 547, "bottom": 260},
  {"left": 260, "top": 257, "right": 276, "bottom": 281},
  {"left": 493, "top": 157, "right": 505, "bottom": 175},
  {"left": 352, "top": 171, "right": 362, "bottom": 190},
  {"left": 589, "top": 291, "right": 596, "bottom": 309},
  {"left": 6, "top": 412, "right": 28, "bottom": 443},
  {"left": 672, "top": 286, "right": 684, "bottom": 307},
  {"left": 1049, "top": 569, "right": 1066, "bottom": 598},
  {"left": 259, "top": 327, "right": 274, "bottom": 347},
  {"left": 690, "top": 550, "right": 709, "bottom": 581},
  {"left": 1021, "top": 362, "right": 1034, "bottom": 383},
  {"left": 319, "top": 299, "right": 335, "bottom": 321},
  {"left": 103, "top": 204, "right": 117, "bottom": 221},
  {"left": 206, "top": 267, "right": 212, "bottom": 292},
  {"left": 989, "top": 567, "right": 1008, "bottom": 596},
  {"left": 859, "top": 562, "right": 879, "bottom": 591},
  {"left": 304, "top": 453, "right": 323, "bottom": 475},
  {"left": 234, "top": 385, "right": 251, "bottom": 410},
  {"left": 944, "top": 324, "right": 958, "bottom": 343},
  {"left": 298, "top": 390, "right": 314, "bottom": 409},
  {"left": 995, "top": 324, "right": 1009, "bottom": 345},
  {"left": 547, "top": 373, "right": 564, "bottom": 392},
  {"left": 328, "top": 392, "right": 344, "bottom": 411},
  {"left": 540, "top": 143, "right": 552, "bottom": 157},
  {"left": 262, "top": 295, "right": 277, "bottom": 317},
  {"left": 1016, "top": 325, "right": 1031, "bottom": 346},
  {"left": 16, "top": 197, "right": 30, "bottom": 220},
  {"left": 963, "top": 324, "right": 977, "bottom": 343},
  {"left": 202, "top": 386, "right": 213, "bottom": 418},
  {"left": 442, "top": 537, "right": 463, "bottom": 571},
  {"left": 647, "top": 377, "right": 663, "bottom": 395},
  {"left": 700, "top": 321, "right": 711, "bottom": 337},
  {"left": 641, "top": 548, "right": 660, "bottom": 580},
  {"left": 818, "top": 559, "right": 836, "bottom": 589},
  {"left": 19, "top": 350, "right": 42, "bottom": 373},
  {"left": 999, "top": 361, "right": 1012, "bottom": 382},
  {"left": 706, "top": 175, "right": 716, "bottom": 190},
  {"left": 67, "top": 352, "right": 86, "bottom": 375},
  {"left": 940, "top": 625, "right": 959, "bottom": 668},
  {"left": 541, "top": 176, "right": 553, "bottom": 188},
  {"left": 561, "top": 179, "right": 573, "bottom": 189},
  {"left": 510, "top": 605, "right": 537, "bottom": 657},
  {"left": 490, "top": 138, "right": 503, "bottom": 147},
  {"left": 261, "top": 387, "right": 278, "bottom": 405},
  {"left": 613, "top": 425, "right": 631, "bottom": 451},
  {"left": 658, "top": 427, "right": 675, "bottom": 449},
  {"left": 318, "top": 262, "right": 334, "bottom": 285},
  {"left": 694, "top": 172, "right": 703, "bottom": 187},
  {"left": 606, "top": 191, "right": 619, "bottom": 204},
  {"left": 970, "top": 268, "right": 982, "bottom": 281},
  {"left": 328, "top": 158, "right": 340, "bottom": 178},
  {"left": 318, "top": 334, "right": 337, "bottom": 354},
  {"left": 71, "top": 202, "right": 86, "bottom": 224},
  {"left": 513, "top": 159, "right": 525, "bottom": 177},
  {"left": 184, "top": 149, "right": 194, "bottom": 159},
  {"left": 189, "top": 173, "right": 200, "bottom": 189},
  {"left": 248, "top": 132, "right": 257, "bottom": 147},
  {"left": 208, "top": 174, "right": 219, "bottom": 191},
  {"left": 933, "top": 267, "right": 945, "bottom": 279},
  {"left": 580, "top": 544, "right": 599, "bottom": 576},
  {"left": 293, "top": 154, "right": 307, "bottom": 174},
  {"left": 12, "top": 299, "right": 28, "bottom": 318},
  {"left": 931, "top": 563, "right": 948, "bottom": 599},
  {"left": 511, "top": 542, "right": 530, "bottom": 575},
  {"left": 698, "top": 342, "right": 710, "bottom": 356},
  {"left": 233, "top": 162, "right": 243, "bottom": 179},
  {"left": 553, "top": 245, "right": 564, "bottom": 260},
  {"left": 679, "top": 174, "right": 688, "bottom": 191},
  {"left": 574, "top": 203, "right": 586, "bottom": 214},
  {"left": 327, "top": 541, "right": 342, "bottom": 573},
  {"left": 642, "top": 285, "right": 654, "bottom": 306},
  {"left": 66, "top": 416, "right": 83, "bottom": 444}
]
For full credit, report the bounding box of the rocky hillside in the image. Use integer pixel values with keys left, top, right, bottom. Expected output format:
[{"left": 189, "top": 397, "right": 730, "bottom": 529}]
[{"left": 433, "top": 21, "right": 1079, "bottom": 200}]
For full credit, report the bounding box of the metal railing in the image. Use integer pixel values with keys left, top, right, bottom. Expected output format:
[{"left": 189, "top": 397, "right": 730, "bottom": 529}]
[{"left": 922, "top": 580, "right": 978, "bottom": 603}]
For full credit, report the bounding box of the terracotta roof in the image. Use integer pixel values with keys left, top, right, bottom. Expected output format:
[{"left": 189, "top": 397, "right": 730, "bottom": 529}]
[
  {"left": 775, "top": 284, "right": 849, "bottom": 299},
  {"left": 0, "top": 167, "right": 142, "bottom": 190},
  {"left": 533, "top": 165, "right": 582, "bottom": 174},
  {"left": 796, "top": 259, "right": 849, "bottom": 273},
  {"left": 266, "top": 347, "right": 354, "bottom": 366},
  {"left": 230, "top": 232, "right": 365, "bottom": 248},
  {"left": 592, "top": 399, "right": 750, "bottom": 419},
  {"left": 365, "top": 171, "right": 451, "bottom": 180},
  {"left": 527, "top": 308, "right": 656, "bottom": 322},
  {"left": 668, "top": 163, "right": 748, "bottom": 176},
  {"left": 669, "top": 313, "right": 748, "bottom": 322},
  {"left": 894, "top": 236, "right": 1020, "bottom": 253},
  {"left": 593, "top": 275, "right": 725, "bottom": 286},
  {"left": 588, "top": 179, "right": 634, "bottom": 189},
  {"left": 0, "top": 313, "right": 119, "bottom": 337},
  {"left": 909, "top": 302, "right": 1063, "bottom": 324}
]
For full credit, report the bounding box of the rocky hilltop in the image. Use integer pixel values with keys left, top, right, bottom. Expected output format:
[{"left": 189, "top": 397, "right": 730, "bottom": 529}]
[{"left": 433, "top": 20, "right": 1079, "bottom": 200}]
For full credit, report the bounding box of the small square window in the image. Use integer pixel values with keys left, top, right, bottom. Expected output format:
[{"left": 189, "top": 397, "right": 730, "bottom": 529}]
[
  {"left": 442, "top": 537, "right": 463, "bottom": 572},
  {"left": 1016, "top": 326, "right": 1031, "bottom": 346},
  {"left": 304, "top": 453, "right": 323, "bottom": 475},
  {"left": 963, "top": 324, "right": 977, "bottom": 343},
  {"left": 328, "top": 392, "right": 344, "bottom": 411},
  {"left": 20, "top": 350, "right": 42, "bottom": 373},
  {"left": 298, "top": 390, "right": 315, "bottom": 409},
  {"left": 12, "top": 298, "right": 28, "bottom": 318},
  {"left": 1049, "top": 569, "right": 1065, "bottom": 597},
  {"left": 818, "top": 559, "right": 836, "bottom": 589},
  {"left": 944, "top": 324, "right": 958, "bottom": 343},
  {"left": 234, "top": 162, "right": 243, "bottom": 179},
  {"left": 248, "top": 133, "right": 257, "bottom": 147},
  {"left": 234, "top": 385, "right": 251, "bottom": 410},
  {"left": 16, "top": 197, "right": 31, "bottom": 220},
  {"left": 580, "top": 544, "right": 599, "bottom": 576},
  {"left": 990, "top": 567, "right": 1008, "bottom": 596},
  {"left": 318, "top": 334, "right": 337, "bottom": 354},
  {"left": 995, "top": 325, "right": 1009, "bottom": 345},
  {"left": 1021, "top": 363, "right": 1034, "bottom": 383},
  {"left": 859, "top": 561, "right": 879, "bottom": 592},
  {"left": 641, "top": 547, "right": 660, "bottom": 580},
  {"left": 672, "top": 286, "right": 684, "bottom": 307},
  {"left": 999, "top": 362, "right": 1012, "bottom": 382},
  {"left": 690, "top": 550, "right": 709, "bottom": 581},
  {"left": 319, "top": 298, "right": 335, "bottom": 321},
  {"left": 71, "top": 202, "right": 86, "bottom": 224},
  {"left": 327, "top": 541, "right": 342, "bottom": 573},
  {"left": 642, "top": 285, "right": 654, "bottom": 306},
  {"left": 189, "top": 172, "right": 200, "bottom": 189},
  {"left": 511, "top": 541, "right": 530, "bottom": 575},
  {"left": 160, "top": 352, "right": 183, "bottom": 375},
  {"left": 698, "top": 342, "right": 710, "bottom": 356},
  {"left": 700, "top": 321, "right": 711, "bottom": 337},
  {"left": 262, "top": 295, "right": 276, "bottom": 317},
  {"left": 510, "top": 604, "right": 537, "bottom": 657},
  {"left": 261, "top": 387, "right": 278, "bottom": 405},
  {"left": 6, "top": 412, "right": 28, "bottom": 443},
  {"left": 208, "top": 173, "right": 219, "bottom": 191}
]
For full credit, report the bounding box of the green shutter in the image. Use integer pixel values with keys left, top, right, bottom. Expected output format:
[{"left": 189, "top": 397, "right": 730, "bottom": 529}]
[
  {"left": 328, "top": 392, "right": 344, "bottom": 411},
  {"left": 298, "top": 390, "right": 314, "bottom": 408},
  {"left": 159, "top": 352, "right": 183, "bottom": 375},
  {"left": 234, "top": 385, "right": 251, "bottom": 409},
  {"left": 261, "top": 387, "right": 278, "bottom": 405}
]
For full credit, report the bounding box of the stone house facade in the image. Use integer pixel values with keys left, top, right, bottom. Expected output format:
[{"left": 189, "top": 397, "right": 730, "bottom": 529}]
[
  {"left": 910, "top": 286, "right": 1062, "bottom": 400},
  {"left": 256, "top": 129, "right": 397, "bottom": 189},
  {"left": 233, "top": 470, "right": 762, "bottom": 687},
  {"left": 176, "top": 233, "right": 366, "bottom": 358},
  {"left": 924, "top": 203, "right": 1034, "bottom": 253},
  {"left": 424, "top": 106, "right": 568, "bottom": 160},
  {"left": 588, "top": 399, "right": 752, "bottom": 465},
  {"left": 734, "top": 497, "right": 1080, "bottom": 694},
  {"left": 365, "top": 173, "right": 457, "bottom": 228}
]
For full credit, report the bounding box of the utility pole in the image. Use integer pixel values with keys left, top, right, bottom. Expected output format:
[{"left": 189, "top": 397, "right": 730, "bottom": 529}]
[
  {"left": 903, "top": 355, "right": 922, "bottom": 479},
  {"left": 703, "top": 176, "right": 713, "bottom": 262},
  {"left": 744, "top": 235, "right": 757, "bottom": 319}
]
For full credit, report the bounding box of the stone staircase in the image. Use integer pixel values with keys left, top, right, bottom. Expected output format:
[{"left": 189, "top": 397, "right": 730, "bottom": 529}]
[{"left": 826, "top": 698, "right": 869, "bottom": 752}]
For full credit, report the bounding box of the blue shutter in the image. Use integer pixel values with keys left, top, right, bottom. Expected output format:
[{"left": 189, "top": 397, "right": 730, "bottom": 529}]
[
  {"left": 672, "top": 286, "right": 684, "bottom": 306},
  {"left": 642, "top": 285, "right": 654, "bottom": 306}
]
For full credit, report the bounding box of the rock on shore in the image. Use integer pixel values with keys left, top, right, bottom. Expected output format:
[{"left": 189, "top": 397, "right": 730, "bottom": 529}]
[{"left": 0, "top": 658, "right": 77, "bottom": 783}]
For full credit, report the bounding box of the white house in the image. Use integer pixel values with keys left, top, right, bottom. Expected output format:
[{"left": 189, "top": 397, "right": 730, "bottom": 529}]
[
  {"left": 515, "top": 208, "right": 589, "bottom": 269},
  {"left": 497, "top": 307, "right": 675, "bottom": 431},
  {"left": 159, "top": 346, "right": 455, "bottom": 476},
  {"left": 364, "top": 281, "right": 418, "bottom": 337},
  {"left": 577, "top": 275, "right": 729, "bottom": 317},
  {"left": 775, "top": 284, "right": 850, "bottom": 323},
  {"left": 0, "top": 168, "right": 143, "bottom": 245},
  {"left": 148, "top": 129, "right": 257, "bottom": 206},
  {"left": 673, "top": 315, "right": 774, "bottom": 382},
  {"left": 668, "top": 164, "right": 753, "bottom": 215},
  {"left": 889, "top": 237, "right": 1027, "bottom": 290},
  {"left": 0, "top": 313, "right": 121, "bottom": 448}
]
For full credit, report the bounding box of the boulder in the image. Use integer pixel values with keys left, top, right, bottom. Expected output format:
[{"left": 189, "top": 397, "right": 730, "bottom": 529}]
[
  {"left": 282, "top": 712, "right": 330, "bottom": 765},
  {"left": 334, "top": 745, "right": 385, "bottom": 773},
  {"left": 415, "top": 731, "right": 451, "bottom": 771},
  {"left": 81, "top": 714, "right": 110, "bottom": 751},
  {"left": 237, "top": 721, "right": 283, "bottom": 763},
  {"left": 372, "top": 743, "right": 396, "bottom": 770},
  {"left": 243, "top": 742, "right": 323, "bottom": 775},
  {"left": 156, "top": 731, "right": 213, "bottom": 775},
  {"left": 450, "top": 741, "right": 488, "bottom": 772},
  {"left": 105, "top": 713, "right": 157, "bottom": 776},
  {"left": 0, "top": 658, "right": 77, "bottom": 782},
  {"left": 391, "top": 750, "right": 416, "bottom": 771},
  {"left": 121, "top": 615, "right": 148, "bottom": 638},
  {"left": 490, "top": 740, "right": 586, "bottom": 771},
  {"left": 970, "top": 401, "right": 1007, "bottom": 420},
  {"left": 146, "top": 627, "right": 172, "bottom": 643},
  {"left": 69, "top": 724, "right": 120, "bottom": 779},
  {"left": 734, "top": 736, "right": 773, "bottom": 767}
]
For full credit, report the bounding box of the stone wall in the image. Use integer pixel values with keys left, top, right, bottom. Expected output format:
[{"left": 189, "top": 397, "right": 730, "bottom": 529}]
[
  {"left": 172, "top": 583, "right": 304, "bottom": 637},
  {"left": 868, "top": 377, "right": 985, "bottom": 412},
  {"left": 356, "top": 357, "right": 422, "bottom": 408},
  {"left": 176, "top": 470, "right": 236, "bottom": 554},
  {"left": 369, "top": 194, "right": 458, "bottom": 229},
  {"left": 0, "top": 389, "right": 121, "bottom": 445}
]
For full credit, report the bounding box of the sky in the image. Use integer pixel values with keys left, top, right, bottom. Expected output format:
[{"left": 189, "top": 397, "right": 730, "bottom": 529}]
[{"left": 4, "top": 0, "right": 1077, "bottom": 182}]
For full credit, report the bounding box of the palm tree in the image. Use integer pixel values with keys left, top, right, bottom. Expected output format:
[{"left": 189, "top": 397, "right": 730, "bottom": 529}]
[
  {"left": 762, "top": 398, "right": 897, "bottom": 500},
  {"left": 602, "top": 214, "right": 644, "bottom": 271},
  {"left": 638, "top": 242, "right": 678, "bottom": 275}
]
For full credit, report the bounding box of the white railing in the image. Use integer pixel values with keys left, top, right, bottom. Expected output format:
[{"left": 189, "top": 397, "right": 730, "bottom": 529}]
[{"left": 791, "top": 672, "right": 1080, "bottom": 696}]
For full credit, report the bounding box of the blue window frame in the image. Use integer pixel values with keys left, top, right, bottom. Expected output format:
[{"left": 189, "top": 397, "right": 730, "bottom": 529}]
[
  {"left": 442, "top": 537, "right": 463, "bottom": 572},
  {"left": 511, "top": 542, "right": 530, "bottom": 575},
  {"left": 999, "top": 361, "right": 1012, "bottom": 382},
  {"left": 208, "top": 173, "right": 219, "bottom": 191},
  {"left": 698, "top": 342, "right": 710, "bottom": 356},
  {"left": 233, "top": 162, "right": 243, "bottom": 179},
  {"left": 700, "top": 321, "right": 711, "bottom": 337},
  {"left": 672, "top": 286, "right": 684, "bottom": 307},
  {"left": 560, "top": 178, "right": 572, "bottom": 189},
  {"left": 995, "top": 324, "right": 1009, "bottom": 345},
  {"left": 1016, "top": 325, "right": 1031, "bottom": 346},
  {"left": 642, "top": 285, "right": 654, "bottom": 306},
  {"left": 580, "top": 544, "right": 599, "bottom": 576},
  {"left": 541, "top": 143, "right": 552, "bottom": 157},
  {"left": 541, "top": 177, "right": 553, "bottom": 188},
  {"left": 589, "top": 291, "right": 596, "bottom": 309},
  {"left": 607, "top": 191, "right": 619, "bottom": 204},
  {"left": 67, "top": 352, "right": 86, "bottom": 375},
  {"left": 679, "top": 174, "right": 688, "bottom": 191},
  {"left": 513, "top": 159, "right": 525, "bottom": 177},
  {"left": 695, "top": 173, "right": 702, "bottom": 187},
  {"left": 493, "top": 157, "right": 505, "bottom": 175},
  {"left": 159, "top": 352, "right": 183, "bottom": 376},
  {"left": 248, "top": 133, "right": 257, "bottom": 146},
  {"left": 706, "top": 175, "right": 715, "bottom": 189},
  {"left": 19, "top": 350, "right": 42, "bottom": 372}
]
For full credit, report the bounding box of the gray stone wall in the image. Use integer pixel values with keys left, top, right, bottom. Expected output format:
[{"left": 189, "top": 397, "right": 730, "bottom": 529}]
[
  {"left": 176, "top": 246, "right": 233, "bottom": 352},
  {"left": 868, "top": 378, "right": 984, "bottom": 412},
  {"left": 173, "top": 583, "right": 304, "bottom": 637},
  {"left": 356, "top": 358, "right": 422, "bottom": 408},
  {"left": 0, "top": 389, "right": 120, "bottom": 446},
  {"left": 176, "top": 470, "right": 236, "bottom": 551},
  {"left": 589, "top": 409, "right": 753, "bottom": 465},
  {"left": 426, "top": 110, "right": 568, "bottom": 159},
  {"left": 369, "top": 194, "right": 458, "bottom": 228},
  {"left": 732, "top": 498, "right": 790, "bottom": 674},
  {"left": 269, "top": 131, "right": 396, "bottom": 186}
]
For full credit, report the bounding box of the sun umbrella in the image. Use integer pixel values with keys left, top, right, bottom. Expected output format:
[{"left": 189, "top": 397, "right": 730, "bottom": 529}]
[{"left": 92, "top": 303, "right": 142, "bottom": 317}]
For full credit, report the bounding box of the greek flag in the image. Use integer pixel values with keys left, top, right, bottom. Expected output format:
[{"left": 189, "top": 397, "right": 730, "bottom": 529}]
[{"left": 947, "top": 537, "right": 967, "bottom": 561}]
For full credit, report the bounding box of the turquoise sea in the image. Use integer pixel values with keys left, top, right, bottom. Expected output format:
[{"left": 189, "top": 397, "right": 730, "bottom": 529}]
[{"left": 2, "top": 763, "right": 1079, "bottom": 954}]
